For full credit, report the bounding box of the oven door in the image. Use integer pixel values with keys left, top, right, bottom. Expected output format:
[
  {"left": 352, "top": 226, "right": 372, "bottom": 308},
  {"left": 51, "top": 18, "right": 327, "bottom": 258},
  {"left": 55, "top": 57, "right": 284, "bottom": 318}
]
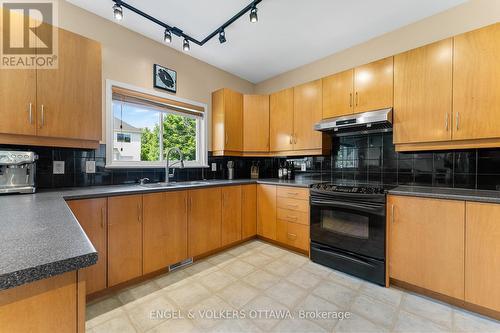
[{"left": 310, "top": 192, "right": 386, "bottom": 260}]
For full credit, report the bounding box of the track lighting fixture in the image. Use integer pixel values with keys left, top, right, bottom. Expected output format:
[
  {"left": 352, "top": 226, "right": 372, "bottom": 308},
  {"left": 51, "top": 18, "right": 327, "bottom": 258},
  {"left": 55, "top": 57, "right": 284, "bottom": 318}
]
[
  {"left": 183, "top": 38, "right": 190, "bottom": 51},
  {"left": 164, "top": 29, "right": 172, "bottom": 43},
  {"left": 112, "top": 3, "right": 123, "bottom": 21},
  {"left": 110, "top": 0, "right": 261, "bottom": 51},
  {"left": 218, "top": 30, "right": 226, "bottom": 44},
  {"left": 249, "top": 5, "right": 258, "bottom": 23}
]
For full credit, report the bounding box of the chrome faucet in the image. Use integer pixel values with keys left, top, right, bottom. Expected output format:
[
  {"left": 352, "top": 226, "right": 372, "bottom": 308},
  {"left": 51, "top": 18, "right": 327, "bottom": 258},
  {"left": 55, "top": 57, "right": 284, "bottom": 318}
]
[{"left": 165, "top": 147, "right": 185, "bottom": 183}]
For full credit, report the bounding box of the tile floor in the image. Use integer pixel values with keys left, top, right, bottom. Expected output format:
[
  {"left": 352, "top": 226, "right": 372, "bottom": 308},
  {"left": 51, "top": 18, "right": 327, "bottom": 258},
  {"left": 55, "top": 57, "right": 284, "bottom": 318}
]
[{"left": 86, "top": 240, "right": 500, "bottom": 333}]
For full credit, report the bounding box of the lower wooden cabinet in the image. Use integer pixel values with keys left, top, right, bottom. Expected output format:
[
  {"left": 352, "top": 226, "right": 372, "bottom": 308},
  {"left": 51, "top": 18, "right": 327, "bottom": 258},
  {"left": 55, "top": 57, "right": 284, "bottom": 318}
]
[
  {"left": 221, "top": 186, "right": 242, "bottom": 246},
  {"left": 388, "top": 195, "right": 465, "bottom": 299},
  {"left": 108, "top": 195, "right": 143, "bottom": 287},
  {"left": 143, "top": 191, "right": 188, "bottom": 275},
  {"left": 257, "top": 184, "right": 277, "bottom": 240},
  {"left": 465, "top": 202, "right": 500, "bottom": 312},
  {"left": 188, "top": 187, "right": 222, "bottom": 257},
  {"left": 242, "top": 184, "right": 257, "bottom": 239},
  {"left": 67, "top": 198, "right": 107, "bottom": 295}
]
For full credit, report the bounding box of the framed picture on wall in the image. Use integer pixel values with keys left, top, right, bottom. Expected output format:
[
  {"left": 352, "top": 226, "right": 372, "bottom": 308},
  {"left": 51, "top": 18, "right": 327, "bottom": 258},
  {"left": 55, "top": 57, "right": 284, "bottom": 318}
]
[{"left": 153, "top": 64, "right": 177, "bottom": 93}]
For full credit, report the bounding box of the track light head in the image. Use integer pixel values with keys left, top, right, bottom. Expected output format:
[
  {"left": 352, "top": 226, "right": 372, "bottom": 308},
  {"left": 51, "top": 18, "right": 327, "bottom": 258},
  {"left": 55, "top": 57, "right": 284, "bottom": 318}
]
[
  {"left": 164, "top": 29, "right": 172, "bottom": 43},
  {"left": 112, "top": 3, "right": 123, "bottom": 21},
  {"left": 183, "top": 38, "right": 190, "bottom": 51},
  {"left": 249, "top": 5, "right": 258, "bottom": 23},
  {"left": 218, "top": 30, "right": 226, "bottom": 44}
]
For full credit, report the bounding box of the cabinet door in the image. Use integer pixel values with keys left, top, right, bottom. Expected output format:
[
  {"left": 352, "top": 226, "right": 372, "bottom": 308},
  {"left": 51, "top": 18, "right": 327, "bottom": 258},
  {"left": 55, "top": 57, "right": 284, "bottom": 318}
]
[
  {"left": 270, "top": 88, "right": 294, "bottom": 152},
  {"left": 67, "top": 198, "right": 107, "bottom": 295},
  {"left": 143, "top": 191, "right": 188, "bottom": 274},
  {"left": 0, "top": 70, "right": 37, "bottom": 135},
  {"left": 243, "top": 95, "right": 270, "bottom": 152},
  {"left": 257, "top": 184, "right": 277, "bottom": 240},
  {"left": 225, "top": 89, "right": 243, "bottom": 151},
  {"left": 188, "top": 188, "right": 222, "bottom": 257},
  {"left": 394, "top": 39, "right": 453, "bottom": 144},
  {"left": 354, "top": 57, "right": 393, "bottom": 113},
  {"left": 241, "top": 184, "right": 257, "bottom": 239},
  {"left": 388, "top": 195, "right": 465, "bottom": 299},
  {"left": 108, "top": 195, "right": 143, "bottom": 287},
  {"left": 453, "top": 23, "right": 500, "bottom": 140},
  {"left": 37, "top": 28, "right": 101, "bottom": 141},
  {"left": 322, "top": 69, "right": 354, "bottom": 119},
  {"left": 221, "top": 186, "right": 242, "bottom": 246},
  {"left": 293, "top": 80, "right": 323, "bottom": 150},
  {"left": 465, "top": 202, "right": 500, "bottom": 311}
]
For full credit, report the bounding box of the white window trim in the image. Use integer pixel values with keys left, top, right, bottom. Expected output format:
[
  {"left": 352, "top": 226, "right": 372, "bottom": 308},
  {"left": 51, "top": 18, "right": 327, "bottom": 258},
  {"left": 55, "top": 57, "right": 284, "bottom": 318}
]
[{"left": 105, "top": 79, "right": 208, "bottom": 169}]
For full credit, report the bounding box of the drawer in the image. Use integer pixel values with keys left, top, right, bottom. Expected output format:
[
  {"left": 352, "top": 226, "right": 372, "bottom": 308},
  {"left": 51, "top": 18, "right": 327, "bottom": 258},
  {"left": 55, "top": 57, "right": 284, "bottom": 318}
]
[
  {"left": 285, "top": 222, "right": 309, "bottom": 252},
  {"left": 277, "top": 186, "right": 309, "bottom": 200},
  {"left": 277, "top": 197, "right": 309, "bottom": 213},
  {"left": 277, "top": 208, "right": 309, "bottom": 225}
]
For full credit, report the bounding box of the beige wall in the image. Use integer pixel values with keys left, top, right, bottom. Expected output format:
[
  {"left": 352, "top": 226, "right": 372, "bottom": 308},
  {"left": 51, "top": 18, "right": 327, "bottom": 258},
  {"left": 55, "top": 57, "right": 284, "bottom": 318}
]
[
  {"left": 57, "top": 1, "right": 254, "bottom": 147},
  {"left": 255, "top": 0, "right": 500, "bottom": 94}
]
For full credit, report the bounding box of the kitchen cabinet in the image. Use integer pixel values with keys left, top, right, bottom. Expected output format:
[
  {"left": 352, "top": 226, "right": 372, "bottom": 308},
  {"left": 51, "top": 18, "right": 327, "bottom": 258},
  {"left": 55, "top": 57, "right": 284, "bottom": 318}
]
[
  {"left": 143, "top": 191, "right": 188, "bottom": 274},
  {"left": 221, "top": 186, "right": 242, "bottom": 246},
  {"left": 322, "top": 69, "right": 354, "bottom": 118},
  {"left": 270, "top": 88, "right": 294, "bottom": 152},
  {"left": 293, "top": 80, "right": 323, "bottom": 151},
  {"left": 276, "top": 186, "right": 310, "bottom": 252},
  {"left": 243, "top": 95, "right": 270, "bottom": 153},
  {"left": 465, "top": 202, "right": 500, "bottom": 312},
  {"left": 67, "top": 198, "right": 107, "bottom": 295},
  {"left": 394, "top": 39, "right": 453, "bottom": 145},
  {"left": 212, "top": 88, "right": 243, "bottom": 155},
  {"left": 453, "top": 23, "right": 500, "bottom": 141},
  {"left": 388, "top": 195, "right": 465, "bottom": 299},
  {"left": 0, "top": 24, "right": 101, "bottom": 148},
  {"left": 241, "top": 184, "right": 257, "bottom": 239},
  {"left": 188, "top": 187, "right": 222, "bottom": 257},
  {"left": 257, "top": 184, "right": 277, "bottom": 240},
  {"left": 107, "top": 195, "right": 143, "bottom": 287},
  {"left": 353, "top": 57, "right": 393, "bottom": 113}
]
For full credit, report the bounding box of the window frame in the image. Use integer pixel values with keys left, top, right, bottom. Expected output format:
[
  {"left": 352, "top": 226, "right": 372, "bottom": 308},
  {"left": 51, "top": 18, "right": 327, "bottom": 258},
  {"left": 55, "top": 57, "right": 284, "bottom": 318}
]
[{"left": 105, "top": 79, "right": 208, "bottom": 169}]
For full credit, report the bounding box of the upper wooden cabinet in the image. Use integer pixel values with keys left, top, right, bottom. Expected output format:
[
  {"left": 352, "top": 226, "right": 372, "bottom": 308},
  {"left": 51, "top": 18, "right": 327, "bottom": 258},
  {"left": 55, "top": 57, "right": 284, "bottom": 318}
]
[
  {"left": 322, "top": 69, "right": 354, "bottom": 119},
  {"left": 0, "top": 23, "right": 101, "bottom": 148},
  {"left": 143, "top": 191, "right": 188, "bottom": 274},
  {"left": 188, "top": 187, "right": 222, "bottom": 257},
  {"left": 212, "top": 88, "right": 243, "bottom": 155},
  {"left": 453, "top": 23, "right": 500, "bottom": 141},
  {"left": 243, "top": 95, "right": 270, "bottom": 153},
  {"left": 388, "top": 195, "right": 465, "bottom": 300},
  {"left": 257, "top": 184, "right": 277, "bottom": 240},
  {"left": 221, "top": 186, "right": 242, "bottom": 247},
  {"left": 107, "top": 195, "right": 143, "bottom": 287},
  {"left": 270, "top": 88, "right": 294, "bottom": 152},
  {"left": 465, "top": 202, "right": 500, "bottom": 312},
  {"left": 293, "top": 80, "right": 323, "bottom": 151},
  {"left": 394, "top": 39, "right": 453, "bottom": 145},
  {"left": 353, "top": 57, "right": 393, "bottom": 113},
  {"left": 67, "top": 198, "right": 107, "bottom": 295}
]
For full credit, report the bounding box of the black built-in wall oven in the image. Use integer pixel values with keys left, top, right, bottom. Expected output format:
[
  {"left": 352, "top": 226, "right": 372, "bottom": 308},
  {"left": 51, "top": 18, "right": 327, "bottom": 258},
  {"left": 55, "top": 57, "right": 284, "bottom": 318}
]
[{"left": 309, "top": 183, "right": 388, "bottom": 286}]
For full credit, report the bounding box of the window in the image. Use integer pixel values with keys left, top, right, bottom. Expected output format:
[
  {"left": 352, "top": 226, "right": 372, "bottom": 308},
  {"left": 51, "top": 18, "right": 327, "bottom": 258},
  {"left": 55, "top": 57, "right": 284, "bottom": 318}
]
[{"left": 106, "top": 81, "right": 207, "bottom": 168}]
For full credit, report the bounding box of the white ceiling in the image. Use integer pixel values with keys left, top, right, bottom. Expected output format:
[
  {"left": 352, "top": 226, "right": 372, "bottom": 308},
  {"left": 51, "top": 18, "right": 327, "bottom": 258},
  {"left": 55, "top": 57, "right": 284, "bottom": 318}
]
[{"left": 67, "top": 0, "right": 467, "bottom": 83}]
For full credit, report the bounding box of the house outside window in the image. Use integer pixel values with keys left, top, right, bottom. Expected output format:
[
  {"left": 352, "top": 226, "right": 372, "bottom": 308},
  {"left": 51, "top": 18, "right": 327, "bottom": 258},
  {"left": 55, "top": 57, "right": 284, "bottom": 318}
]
[{"left": 106, "top": 80, "right": 208, "bottom": 168}]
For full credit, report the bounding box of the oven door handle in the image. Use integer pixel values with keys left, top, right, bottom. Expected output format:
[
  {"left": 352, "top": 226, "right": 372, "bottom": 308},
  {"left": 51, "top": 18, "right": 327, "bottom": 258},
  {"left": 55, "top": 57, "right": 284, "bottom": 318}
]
[
  {"left": 313, "top": 245, "right": 378, "bottom": 268},
  {"left": 311, "top": 199, "right": 384, "bottom": 215}
]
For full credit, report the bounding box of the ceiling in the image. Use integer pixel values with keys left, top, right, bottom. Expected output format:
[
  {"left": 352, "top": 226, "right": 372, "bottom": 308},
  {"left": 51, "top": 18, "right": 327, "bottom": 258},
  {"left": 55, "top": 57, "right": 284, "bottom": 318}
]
[{"left": 67, "top": 0, "right": 467, "bottom": 83}]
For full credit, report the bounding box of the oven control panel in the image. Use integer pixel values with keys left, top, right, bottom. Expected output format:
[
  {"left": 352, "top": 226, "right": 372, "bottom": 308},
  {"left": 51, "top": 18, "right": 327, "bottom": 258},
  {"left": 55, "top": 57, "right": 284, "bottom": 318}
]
[{"left": 311, "top": 183, "right": 387, "bottom": 194}]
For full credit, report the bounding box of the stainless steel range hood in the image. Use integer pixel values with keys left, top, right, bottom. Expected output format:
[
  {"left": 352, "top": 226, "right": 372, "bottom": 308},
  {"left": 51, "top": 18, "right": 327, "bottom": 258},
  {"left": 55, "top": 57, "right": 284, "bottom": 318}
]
[{"left": 314, "top": 108, "right": 393, "bottom": 136}]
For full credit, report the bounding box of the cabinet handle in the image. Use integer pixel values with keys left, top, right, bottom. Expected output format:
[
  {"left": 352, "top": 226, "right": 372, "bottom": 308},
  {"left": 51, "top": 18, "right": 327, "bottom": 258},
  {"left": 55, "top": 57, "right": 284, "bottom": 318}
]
[
  {"left": 287, "top": 204, "right": 298, "bottom": 208},
  {"left": 286, "top": 215, "right": 298, "bottom": 221},
  {"left": 456, "top": 112, "right": 459, "bottom": 131},
  {"left": 40, "top": 105, "right": 45, "bottom": 128},
  {"left": 391, "top": 204, "right": 395, "bottom": 224},
  {"left": 100, "top": 207, "right": 105, "bottom": 229},
  {"left": 349, "top": 93, "right": 353, "bottom": 107},
  {"left": 225, "top": 134, "right": 228, "bottom": 145},
  {"left": 28, "top": 103, "right": 33, "bottom": 124},
  {"left": 445, "top": 113, "right": 449, "bottom": 131},
  {"left": 355, "top": 92, "right": 359, "bottom": 106},
  {"left": 293, "top": 134, "right": 297, "bottom": 144},
  {"left": 137, "top": 203, "right": 141, "bottom": 223},
  {"left": 185, "top": 195, "right": 188, "bottom": 214},
  {"left": 287, "top": 192, "right": 299, "bottom": 196},
  {"left": 287, "top": 233, "right": 297, "bottom": 240}
]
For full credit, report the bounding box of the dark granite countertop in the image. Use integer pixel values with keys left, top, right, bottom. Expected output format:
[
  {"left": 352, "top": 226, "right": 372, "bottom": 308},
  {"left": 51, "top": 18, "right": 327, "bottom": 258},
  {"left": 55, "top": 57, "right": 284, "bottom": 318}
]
[
  {"left": 0, "top": 178, "right": 313, "bottom": 290},
  {"left": 389, "top": 186, "right": 500, "bottom": 204}
]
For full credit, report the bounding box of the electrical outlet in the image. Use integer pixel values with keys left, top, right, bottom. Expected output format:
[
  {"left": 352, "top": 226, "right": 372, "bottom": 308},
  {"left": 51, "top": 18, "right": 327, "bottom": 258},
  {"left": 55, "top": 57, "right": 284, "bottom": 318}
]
[
  {"left": 53, "top": 161, "right": 65, "bottom": 175},
  {"left": 85, "top": 160, "right": 96, "bottom": 174},
  {"left": 301, "top": 163, "right": 307, "bottom": 172},
  {"left": 211, "top": 163, "right": 217, "bottom": 171}
]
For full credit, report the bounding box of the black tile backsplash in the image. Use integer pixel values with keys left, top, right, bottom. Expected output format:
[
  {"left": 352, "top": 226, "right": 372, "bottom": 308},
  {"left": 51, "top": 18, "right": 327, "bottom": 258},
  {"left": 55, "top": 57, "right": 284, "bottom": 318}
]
[{"left": 3, "top": 131, "right": 500, "bottom": 191}]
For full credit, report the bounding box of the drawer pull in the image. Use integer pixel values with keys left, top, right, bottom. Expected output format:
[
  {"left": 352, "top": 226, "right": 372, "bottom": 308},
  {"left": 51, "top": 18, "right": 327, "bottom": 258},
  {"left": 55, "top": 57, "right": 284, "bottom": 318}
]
[
  {"left": 287, "top": 204, "right": 298, "bottom": 208},
  {"left": 287, "top": 233, "right": 297, "bottom": 240},
  {"left": 287, "top": 192, "right": 299, "bottom": 196},
  {"left": 286, "top": 215, "right": 298, "bottom": 221}
]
